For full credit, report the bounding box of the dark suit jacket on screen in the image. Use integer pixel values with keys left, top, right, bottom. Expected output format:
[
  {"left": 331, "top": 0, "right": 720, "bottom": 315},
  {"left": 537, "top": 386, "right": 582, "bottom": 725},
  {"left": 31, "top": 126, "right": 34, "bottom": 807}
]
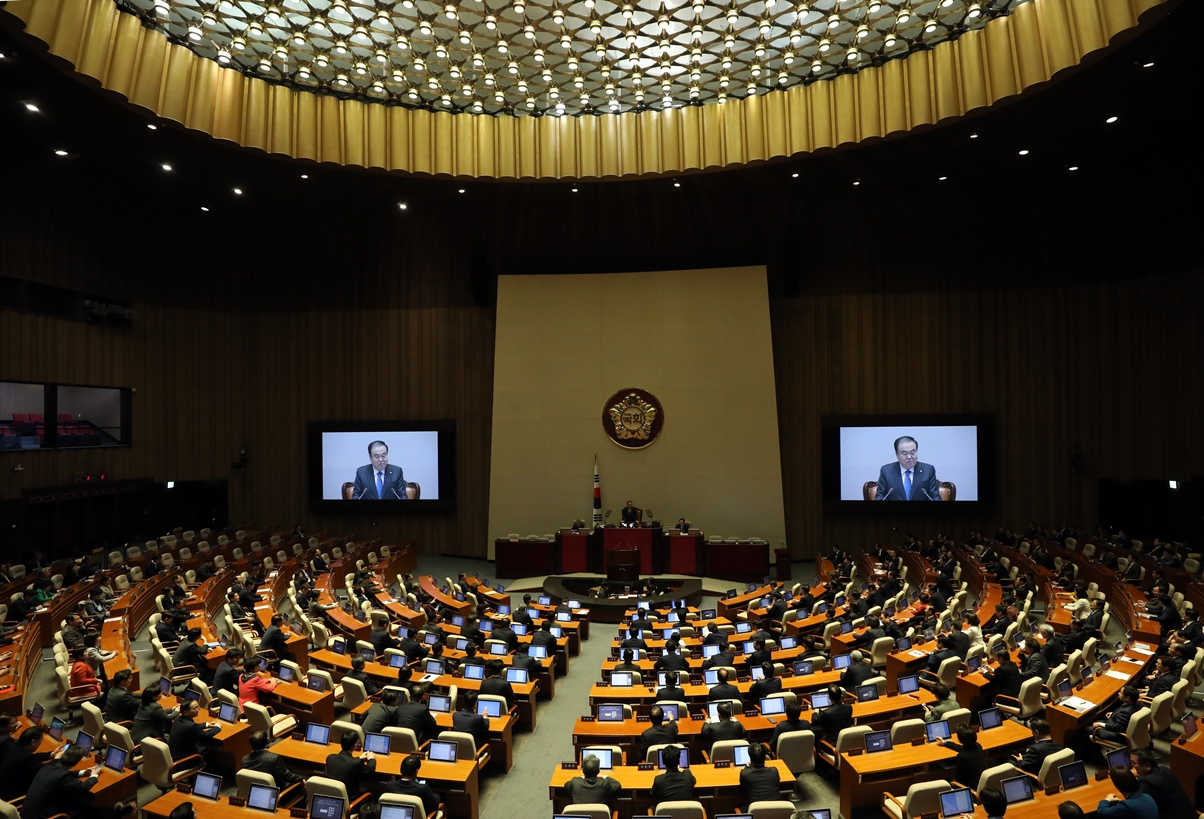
[
  {"left": 352, "top": 463, "right": 406, "bottom": 500},
  {"left": 875, "top": 461, "right": 942, "bottom": 501}
]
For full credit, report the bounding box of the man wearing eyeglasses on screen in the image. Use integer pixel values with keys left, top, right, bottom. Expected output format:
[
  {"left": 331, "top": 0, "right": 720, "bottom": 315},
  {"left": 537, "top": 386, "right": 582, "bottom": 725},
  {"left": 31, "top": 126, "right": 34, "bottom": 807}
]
[{"left": 353, "top": 440, "right": 406, "bottom": 500}]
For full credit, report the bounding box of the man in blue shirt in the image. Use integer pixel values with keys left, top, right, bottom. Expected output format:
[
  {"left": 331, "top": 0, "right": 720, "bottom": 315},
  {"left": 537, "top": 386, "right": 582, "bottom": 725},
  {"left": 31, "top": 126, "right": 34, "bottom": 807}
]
[{"left": 1098, "top": 768, "right": 1159, "bottom": 819}]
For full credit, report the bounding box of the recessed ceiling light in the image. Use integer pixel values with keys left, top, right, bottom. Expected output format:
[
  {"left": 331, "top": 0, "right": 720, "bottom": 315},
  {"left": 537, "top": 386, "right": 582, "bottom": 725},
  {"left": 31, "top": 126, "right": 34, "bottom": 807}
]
[
  {"left": 571, "top": 186, "right": 578, "bottom": 192},
  {"left": 1106, "top": 116, "right": 1118, "bottom": 124},
  {"left": 938, "top": 176, "right": 947, "bottom": 181},
  {"left": 1143, "top": 61, "right": 1154, "bottom": 68},
  {"left": 233, "top": 188, "right": 243, "bottom": 194},
  {"left": 200, "top": 206, "right": 210, "bottom": 211},
  {"left": 398, "top": 203, "right": 408, "bottom": 209},
  {"left": 791, "top": 173, "right": 799, "bottom": 178},
  {"left": 853, "top": 181, "right": 860, "bottom": 186},
  {"left": 161, "top": 164, "right": 172, "bottom": 171},
  {"left": 301, "top": 174, "right": 309, "bottom": 179},
  {"left": 1018, "top": 150, "right": 1029, "bottom": 156},
  {"left": 1068, "top": 166, "right": 1079, "bottom": 171},
  {"left": 458, "top": 188, "right": 465, "bottom": 193},
  {"left": 25, "top": 103, "right": 39, "bottom": 112},
  {"left": 54, "top": 149, "right": 67, "bottom": 156},
  {"left": 147, "top": 124, "right": 158, "bottom": 130},
  {"left": 673, "top": 181, "right": 680, "bottom": 187},
  {"left": 969, "top": 133, "right": 978, "bottom": 139}
]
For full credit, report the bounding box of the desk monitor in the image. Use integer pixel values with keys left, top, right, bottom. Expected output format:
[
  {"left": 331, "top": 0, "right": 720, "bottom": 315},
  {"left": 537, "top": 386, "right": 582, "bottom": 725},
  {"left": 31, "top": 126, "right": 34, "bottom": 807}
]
[
  {"left": 1082, "top": 667, "right": 1094, "bottom": 685},
  {"left": 551, "top": 612, "right": 568, "bottom": 623},
  {"left": 354, "top": 609, "right": 367, "bottom": 623},
  {"left": 423, "top": 632, "right": 440, "bottom": 646},
  {"left": 192, "top": 772, "right": 222, "bottom": 801},
  {"left": 360, "top": 648, "right": 377, "bottom": 662},
  {"left": 897, "top": 674, "right": 920, "bottom": 695},
  {"left": 29, "top": 703, "right": 44, "bottom": 724},
  {"left": 834, "top": 595, "right": 846, "bottom": 608},
  {"left": 884, "top": 606, "right": 895, "bottom": 618},
  {"left": 308, "top": 675, "right": 327, "bottom": 692},
  {"left": 331, "top": 640, "right": 348, "bottom": 656},
  {"left": 512, "top": 624, "right": 528, "bottom": 636},
  {"left": 1056, "top": 679, "right": 1073, "bottom": 702},
  {"left": 311, "top": 795, "right": 346, "bottom": 819},
  {"left": 463, "top": 664, "right": 486, "bottom": 680},
  {"left": 452, "top": 637, "right": 469, "bottom": 651},
  {"left": 104, "top": 745, "right": 127, "bottom": 773},
  {"left": 425, "top": 659, "right": 446, "bottom": 676},
  {"left": 702, "top": 609, "right": 717, "bottom": 620},
  {"left": 610, "top": 672, "right": 634, "bottom": 687},
  {"left": 550, "top": 626, "right": 565, "bottom": 638},
  {"left": 479, "top": 621, "right": 494, "bottom": 634},
  {"left": 160, "top": 677, "right": 172, "bottom": 695},
  {"left": 1100, "top": 656, "right": 1111, "bottom": 672},
  {"left": 450, "top": 614, "right": 466, "bottom": 627},
  {"left": 732, "top": 744, "right": 751, "bottom": 767},
  {"left": 793, "top": 660, "right": 814, "bottom": 676},
  {"left": 1184, "top": 716, "right": 1199, "bottom": 738},
  {"left": 1106, "top": 748, "right": 1132, "bottom": 769},
  {"left": 966, "top": 655, "right": 982, "bottom": 673},
  {"left": 925, "top": 720, "right": 951, "bottom": 742},
  {"left": 749, "top": 666, "right": 766, "bottom": 681},
  {"left": 219, "top": 702, "right": 239, "bottom": 723},
  {"left": 429, "top": 694, "right": 452, "bottom": 713},
  {"left": 856, "top": 684, "right": 880, "bottom": 703},
  {"left": 539, "top": 595, "right": 553, "bottom": 606},
  {"left": 702, "top": 645, "right": 720, "bottom": 659},
  {"left": 495, "top": 585, "right": 506, "bottom": 593},
  {"left": 597, "top": 704, "right": 625, "bottom": 722},
  {"left": 660, "top": 704, "right": 680, "bottom": 721},
  {"left": 742, "top": 640, "right": 757, "bottom": 655},
  {"left": 489, "top": 643, "right": 508, "bottom": 655},
  {"left": 783, "top": 592, "right": 794, "bottom": 602},
  {"left": 707, "top": 703, "right": 722, "bottom": 721},
  {"left": 657, "top": 747, "right": 690, "bottom": 769},
  {"left": 726, "top": 590, "right": 738, "bottom": 599},
  {"left": 832, "top": 654, "right": 852, "bottom": 671},
  {"left": 381, "top": 807, "right": 415, "bottom": 819},
  {"left": 75, "top": 730, "right": 94, "bottom": 753},
  {"left": 389, "top": 653, "right": 407, "bottom": 668},
  {"left": 840, "top": 621, "right": 854, "bottom": 634},
  {"left": 477, "top": 699, "right": 503, "bottom": 718},
  {"left": 581, "top": 748, "right": 614, "bottom": 769},
  {"left": 923, "top": 629, "right": 936, "bottom": 643},
  {"left": 806, "top": 812, "right": 832, "bottom": 819},
  {"left": 247, "top": 784, "right": 280, "bottom": 813},
  {"left": 441, "top": 584, "right": 450, "bottom": 594},
  {"left": 979, "top": 708, "right": 1003, "bottom": 730},
  {"left": 568, "top": 600, "right": 581, "bottom": 609},
  {"left": 864, "top": 730, "right": 892, "bottom": 753},
  {"left": 747, "top": 583, "right": 759, "bottom": 592},
  {"left": 48, "top": 717, "right": 65, "bottom": 742},
  {"left": 895, "top": 636, "right": 912, "bottom": 651},
  {"left": 938, "top": 788, "right": 974, "bottom": 818},
  {"left": 760, "top": 697, "right": 786, "bottom": 716},
  {"left": 529, "top": 645, "right": 549, "bottom": 659},
  {"left": 428, "top": 739, "right": 458, "bottom": 762},
  {"left": 279, "top": 664, "right": 295, "bottom": 682},
  {"left": 506, "top": 668, "right": 530, "bottom": 684},
  {"left": 809, "top": 692, "right": 832, "bottom": 710},
  {"left": 703, "top": 669, "right": 720, "bottom": 686},
  {"left": 816, "top": 603, "right": 828, "bottom": 615},
  {"left": 454, "top": 592, "right": 467, "bottom": 602},
  {"left": 780, "top": 636, "right": 797, "bottom": 650},
  {"left": 1059, "top": 760, "right": 1088, "bottom": 790},
  {"left": 259, "top": 658, "right": 269, "bottom": 672},
  {"left": 1031, "top": 621, "right": 1041, "bottom": 635},
  {"left": 364, "top": 732, "right": 391, "bottom": 756},
  {"left": 656, "top": 671, "right": 670, "bottom": 688},
  {"left": 305, "top": 723, "right": 332, "bottom": 745},
  {"left": 667, "top": 612, "right": 680, "bottom": 624},
  {"left": 1002, "top": 775, "right": 1034, "bottom": 804},
  {"left": 735, "top": 622, "right": 752, "bottom": 635}
]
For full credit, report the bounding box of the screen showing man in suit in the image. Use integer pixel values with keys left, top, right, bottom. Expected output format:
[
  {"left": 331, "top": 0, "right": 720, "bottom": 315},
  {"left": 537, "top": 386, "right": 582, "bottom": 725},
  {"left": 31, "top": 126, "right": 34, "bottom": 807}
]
[
  {"left": 320, "top": 431, "right": 441, "bottom": 500},
  {"left": 836, "top": 425, "right": 978, "bottom": 501}
]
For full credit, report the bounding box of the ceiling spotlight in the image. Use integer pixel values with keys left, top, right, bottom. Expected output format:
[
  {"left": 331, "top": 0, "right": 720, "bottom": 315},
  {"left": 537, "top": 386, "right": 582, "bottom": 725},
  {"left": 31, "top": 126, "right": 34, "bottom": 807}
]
[
  {"left": 938, "top": 175, "right": 947, "bottom": 180},
  {"left": 1106, "top": 115, "right": 1118, "bottom": 123},
  {"left": 233, "top": 188, "right": 243, "bottom": 194},
  {"left": 301, "top": 174, "right": 309, "bottom": 179},
  {"left": 967, "top": 3, "right": 981, "bottom": 16},
  {"left": 673, "top": 181, "right": 681, "bottom": 187},
  {"left": 458, "top": 189, "right": 466, "bottom": 193},
  {"left": 1068, "top": 166, "right": 1079, "bottom": 171},
  {"left": 54, "top": 149, "right": 68, "bottom": 156},
  {"left": 25, "top": 103, "right": 39, "bottom": 112},
  {"left": 571, "top": 186, "right": 579, "bottom": 192},
  {"left": 1142, "top": 61, "right": 1154, "bottom": 68},
  {"left": 1018, "top": 149, "right": 1029, "bottom": 156},
  {"left": 853, "top": 180, "right": 860, "bottom": 186},
  {"left": 161, "top": 163, "right": 172, "bottom": 171},
  {"left": 791, "top": 172, "right": 799, "bottom": 178},
  {"left": 398, "top": 203, "right": 408, "bottom": 210},
  {"left": 147, "top": 124, "right": 158, "bottom": 130},
  {"left": 970, "top": 133, "right": 978, "bottom": 138},
  {"left": 200, "top": 206, "right": 210, "bottom": 212}
]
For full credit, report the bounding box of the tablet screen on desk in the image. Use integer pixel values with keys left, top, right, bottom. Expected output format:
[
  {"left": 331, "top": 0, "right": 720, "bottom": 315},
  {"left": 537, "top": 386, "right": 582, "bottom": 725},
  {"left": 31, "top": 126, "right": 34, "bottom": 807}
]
[
  {"left": 1002, "top": 776, "right": 1034, "bottom": 804},
  {"left": 840, "top": 621, "right": 854, "bottom": 634},
  {"left": 331, "top": 641, "right": 348, "bottom": 656},
  {"left": 555, "top": 612, "right": 571, "bottom": 623},
  {"left": 359, "top": 648, "right": 376, "bottom": 662},
  {"left": 381, "top": 807, "right": 415, "bottom": 819},
  {"left": 749, "top": 666, "right": 765, "bottom": 681},
  {"left": 816, "top": 603, "right": 827, "bottom": 615},
  {"left": 452, "top": 637, "right": 470, "bottom": 651},
  {"left": 884, "top": 606, "right": 895, "bottom": 618},
  {"left": 805, "top": 811, "right": 832, "bottom": 819},
  {"left": 29, "top": 703, "right": 44, "bottom": 724},
  {"left": 703, "top": 670, "right": 720, "bottom": 686},
  {"left": 1082, "top": 668, "right": 1094, "bottom": 685},
  {"left": 389, "top": 653, "right": 407, "bottom": 668},
  {"left": 702, "top": 609, "right": 717, "bottom": 620},
  {"left": 364, "top": 732, "right": 391, "bottom": 755},
  {"left": 979, "top": 708, "right": 1003, "bottom": 730},
  {"left": 489, "top": 643, "right": 507, "bottom": 656},
  {"left": 103, "top": 746, "right": 127, "bottom": 773},
  {"left": 219, "top": 702, "right": 239, "bottom": 722},
  {"left": 512, "top": 624, "right": 528, "bottom": 636},
  {"left": 539, "top": 596, "right": 552, "bottom": 606},
  {"left": 1184, "top": 716, "right": 1199, "bottom": 738},
  {"left": 736, "top": 622, "right": 752, "bottom": 635},
  {"left": 450, "top": 615, "right": 465, "bottom": 627},
  {"left": 278, "top": 665, "right": 295, "bottom": 682},
  {"left": 423, "top": 632, "right": 440, "bottom": 646},
  {"left": 75, "top": 730, "right": 94, "bottom": 753},
  {"left": 610, "top": 672, "right": 633, "bottom": 687},
  {"left": 897, "top": 675, "right": 920, "bottom": 695},
  {"left": 48, "top": 717, "right": 65, "bottom": 742},
  {"left": 306, "top": 723, "right": 331, "bottom": 745},
  {"left": 925, "top": 720, "right": 951, "bottom": 741},
  {"left": 966, "top": 655, "right": 982, "bottom": 673},
  {"left": 477, "top": 699, "right": 503, "bottom": 718},
  {"left": 809, "top": 692, "right": 832, "bottom": 709},
  {"left": 832, "top": 654, "right": 852, "bottom": 671},
  {"left": 308, "top": 675, "right": 327, "bottom": 692},
  {"left": 581, "top": 748, "right": 613, "bottom": 769},
  {"left": 939, "top": 788, "right": 974, "bottom": 817},
  {"left": 529, "top": 646, "right": 548, "bottom": 659},
  {"left": 550, "top": 627, "right": 564, "bottom": 638},
  {"left": 310, "top": 795, "right": 345, "bottom": 819},
  {"left": 192, "top": 772, "right": 221, "bottom": 800},
  {"left": 428, "top": 740, "right": 458, "bottom": 762},
  {"left": 597, "top": 704, "right": 625, "bottom": 722},
  {"left": 743, "top": 641, "right": 757, "bottom": 655},
  {"left": 793, "top": 661, "right": 814, "bottom": 676},
  {"left": 726, "top": 590, "right": 738, "bottom": 599},
  {"left": 247, "top": 785, "right": 279, "bottom": 813},
  {"left": 464, "top": 664, "right": 485, "bottom": 680},
  {"left": 425, "top": 659, "right": 446, "bottom": 676},
  {"left": 834, "top": 595, "right": 846, "bottom": 608},
  {"left": 732, "top": 745, "right": 750, "bottom": 767},
  {"left": 429, "top": 695, "right": 451, "bottom": 713},
  {"left": 160, "top": 677, "right": 171, "bottom": 695},
  {"left": 865, "top": 730, "right": 892, "bottom": 753},
  {"left": 779, "top": 636, "right": 796, "bottom": 650},
  {"left": 1059, "top": 760, "right": 1087, "bottom": 790},
  {"left": 702, "top": 645, "right": 720, "bottom": 659},
  {"left": 1106, "top": 748, "right": 1131, "bottom": 768},
  {"left": 660, "top": 704, "right": 679, "bottom": 721},
  {"left": 506, "top": 668, "right": 529, "bottom": 684}
]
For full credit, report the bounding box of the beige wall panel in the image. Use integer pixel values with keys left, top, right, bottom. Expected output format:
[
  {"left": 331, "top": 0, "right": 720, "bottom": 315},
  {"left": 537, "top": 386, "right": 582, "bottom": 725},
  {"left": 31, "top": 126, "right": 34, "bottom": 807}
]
[{"left": 488, "top": 267, "right": 787, "bottom": 554}]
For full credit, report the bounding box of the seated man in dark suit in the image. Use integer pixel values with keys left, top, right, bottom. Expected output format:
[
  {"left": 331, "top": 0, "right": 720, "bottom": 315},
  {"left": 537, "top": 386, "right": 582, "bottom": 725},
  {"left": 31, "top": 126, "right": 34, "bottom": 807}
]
[
  {"left": 655, "top": 640, "right": 690, "bottom": 672},
  {"left": 650, "top": 745, "right": 696, "bottom": 802},
  {"left": 810, "top": 685, "right": 853, "bottom": 743},
  {"left": 700, "top": 701, "right": 746, "bottom": 752},
  {"left": 851, "top": 617, "right": 886, "bottom": 649},
  {"left": 383, "top": 754, "right": 441, "bottom": 815},
  {"left": 21, "top": 744, "right": 135, "bottom": 819},
  {"left": 1012, "top": 719, "right": 1063, "bottom": 775},
  {"left": 746, "top": 638, "right": 774, "bottom": 668},
  {"left": 565, "top": 753, "right": 622, "bottom": 805},
  {"left": 167, "top": 699, "right": 221, "bottom": 768},
  {"left": 395, "top": 682, "right": 440, "bottom": 744},
  {"left": 702, "top": 643, "right": 736, "bottom": 671},
  {"left": 639, "top": 705, "right": 679, "bottom": 759},
  {"left": 103, "top": 670, "right": 140, "bottom": 724},
  {"left": 840, "top": 650, "right": 877, "bottom": 693},
  {"left": 1092, "top": 686, "right": 1140, "bottom": 745},
  {"left": 655, "top": 671, "right": 687, "bottom": 703},
  {"left": 1134, "top": 749, "right": 1196, "bottom": 819},
  {"left": 707, "top": 668, "right": 741, "bottom": 702},
  {"left": 480, "top": 660, "right": 515, "bottom": 709},
  {"left": 362, "top": 689, "right": 401, "bottom": 735},
  {"left": 739, "top": 743, "right": 781, "bottom": 808},
  {"left": 452, "top": 691, "right": 490, "bottom": 750},
  {"left": 241, "top": 729, "right": 304, "bottom": 788},
  {"left": 621, "top": 628, "right": 649, "bottom": 652},
  {"left": 530, "top": 620, "right": 558, "bottom": 648},
  {"left": 770, "top": 702, "right": 811, "bottom": 750},
  {"left": 325, "top": 732, "right": 377, "bottom": 798},
  {"left": 614, "top": 649, "right": 640, "bottom": 674},
  {"left": 748, "top": 662, "right": 783, "bottom": 701},
  {"left": 491, "top": 618, "right": 519, "bottom": 652}
]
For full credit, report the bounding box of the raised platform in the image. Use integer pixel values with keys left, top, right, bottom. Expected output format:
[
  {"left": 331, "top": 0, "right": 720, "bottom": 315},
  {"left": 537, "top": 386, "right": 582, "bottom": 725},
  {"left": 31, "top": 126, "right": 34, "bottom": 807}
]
[{"left": 541, "top": 574, "right": 704, "bottom": 623}]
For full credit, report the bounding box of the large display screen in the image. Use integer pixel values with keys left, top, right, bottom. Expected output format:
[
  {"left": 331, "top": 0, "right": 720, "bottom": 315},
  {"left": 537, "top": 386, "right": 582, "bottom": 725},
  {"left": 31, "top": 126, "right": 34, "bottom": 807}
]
[
  {"left": 307, "top": 421, "right": 455, "bottom": 513},
  {"left": 821, "top": 415, "right": 994, "bottom": 512}
]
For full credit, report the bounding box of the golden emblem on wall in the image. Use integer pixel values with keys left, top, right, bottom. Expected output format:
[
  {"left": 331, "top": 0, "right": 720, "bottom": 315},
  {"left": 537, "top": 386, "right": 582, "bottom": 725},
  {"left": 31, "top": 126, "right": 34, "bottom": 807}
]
[{"left": 603, "top": 388, "right": 665, "bottom": 450}]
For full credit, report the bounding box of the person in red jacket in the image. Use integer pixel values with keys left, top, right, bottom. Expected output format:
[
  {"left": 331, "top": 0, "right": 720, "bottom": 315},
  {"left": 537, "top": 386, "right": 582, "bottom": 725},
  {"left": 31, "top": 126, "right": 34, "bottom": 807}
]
[
  {"left": 238, "top": 656, "right": 280, "bottom": 707},
  {"left": 68, "top": 647, "right": 102, "bottom": 701}
]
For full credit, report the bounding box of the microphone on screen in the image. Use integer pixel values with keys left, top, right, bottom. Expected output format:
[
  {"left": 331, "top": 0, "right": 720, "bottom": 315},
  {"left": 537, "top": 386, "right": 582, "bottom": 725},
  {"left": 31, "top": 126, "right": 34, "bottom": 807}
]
[
  {"left": 354, "top": 486, "right": 369, "bottom": 500},
  {"left": 390, "top": 486, "right": 404, "bottom": 500},
  {"left": 922, "top": 488, "right": 937, "bottom": 501},
  {"left": 877, "top": 487, "right": 894, "bottom": 501}
]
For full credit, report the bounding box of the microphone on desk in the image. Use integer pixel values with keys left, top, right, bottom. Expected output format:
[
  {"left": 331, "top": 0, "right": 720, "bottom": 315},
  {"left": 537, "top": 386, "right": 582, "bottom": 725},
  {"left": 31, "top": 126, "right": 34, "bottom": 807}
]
[
  {"left": 390, "top": 485, "right": 404, "bottom": 500},
  {"left": 922, "top": 488, "right": 936, "bottom": 501},
  {"left": 877, "top": 487, "right": 894, "bottom": 501},
  {"left": 354, "top": 486, "right": 369, "bottom": 500}
]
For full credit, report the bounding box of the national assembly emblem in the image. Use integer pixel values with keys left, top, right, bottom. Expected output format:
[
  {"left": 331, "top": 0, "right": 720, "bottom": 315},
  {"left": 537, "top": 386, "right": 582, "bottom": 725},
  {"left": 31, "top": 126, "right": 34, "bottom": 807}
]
[{"left": 603, "top": 388, "right": 665, "bottom": 450}]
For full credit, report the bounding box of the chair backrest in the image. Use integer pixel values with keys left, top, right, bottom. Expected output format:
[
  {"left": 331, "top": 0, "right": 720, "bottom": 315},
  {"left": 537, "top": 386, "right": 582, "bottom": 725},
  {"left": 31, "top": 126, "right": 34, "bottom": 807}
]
[
  {"left": 439, "top": 729, "right": 480, "bottom": 760},
  {"left": 330, "top": 720, "right": 364, "bottom": 746},
  {"left": 936, "top": 656, "right": 961, "bottom": 687},
  {"left": 382, "top": 726, "right": 421, "bottom": 754},
  {"left": 902, "top": 780, "right": 952, "bottom": 818},
  {"left": 562, "top": 805, "right": 610, "bottom": 819},
  {"left": 832, "top": 725, "right": 873, "bottom": 766},
  {"left": 1125, "top": 707, "right": 1152, "bottom": 750},
  {"left": 306, "top": 776, "right": 350, "bottom": 803},
  {"left": 709, "top": 739, "right": 749, "bottom": 763},
  {"left": 654, "top": 801, "right": 706, "bottom": 819},
  {"left": 0, "top": 799, "right": 20, "bottom": 819},
  {"left": 889, "top": 718, "right": 926, "bottom": 745},
  {"left": 82, "top": 701, "right": 106, "bottom": 742},
  {"left": 1018, "top": 677, "right": 1044, "bottom": 717},
  {"left": 871, "top": 636, "right": 895, "bottom": 666},
  {"left": 140, "top": 737, "right": 174, "bottom": 789},
  {"left": 341, "top": 677, "right": 368, "bottom": 711},
  {"left": 1149, "top": 691, "right": 1174, "bottom": 735},
  {"left": 774, "top": 729, "right": 815, "bottom": 775},
  {"left": 1037, "top": 748, "right": 1076, "bottom": 788},
  {"left": 237, "top": 768, "right": 279, "bottom": 798},
  {"left": 977, "top": 763, "right": 1016, "bottom": 794},
  {"left": 748, "top": 802, "right": 797, "bottom": 819},
  {"left": 243, "top": 702, "right": 274, "bottom": 733},
  {"left": 1172, "top": 678, "right": 1191, "bottom": 719}
]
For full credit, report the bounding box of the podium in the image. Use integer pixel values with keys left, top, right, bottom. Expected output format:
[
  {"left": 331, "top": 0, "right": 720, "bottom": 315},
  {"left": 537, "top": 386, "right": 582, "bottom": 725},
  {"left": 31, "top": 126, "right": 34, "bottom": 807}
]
[
  {"left": 605, "top": 548, "right": 641, "bottom": 583},
  {"left": 602, "top": 527, "right": 665, "bottom": 575}
]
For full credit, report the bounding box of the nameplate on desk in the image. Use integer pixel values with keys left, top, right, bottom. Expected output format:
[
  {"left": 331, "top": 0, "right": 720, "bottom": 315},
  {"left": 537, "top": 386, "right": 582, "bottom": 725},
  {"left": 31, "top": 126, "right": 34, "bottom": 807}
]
[
  {"left": 743, "top": 710, "right": 759, "bottom": 718},
  {"left": 561, "top": 762, "right": 579, "bottom": 770},
  {"left": 911, "top": 737, "right": 925, "bottom": 746},
  {"left": 713, "top": 761, "right": 731, "bottom": 769},
  {"left": 105, "top": 617, "right": 123, "bottom": 623},
  {"left": 1095, "top": 770, "right": 1110, "bottom": 781},
  {"left": 581, "top": 716, "right": 596, "bottom": 722},
  {"left": 229, "top": 797, "right": 247, "bottom": 807},
  {"left": 692, "top": 714, "right": 705, "bottom": 721},
  {"left": 737, "top": 677, "right": 750, "bottom": 683},
  {"left": 637, "top": 763, "right": 654, "bottom": 771},
  {"left": 1044, "top": 784, "right": 1061, "bottom": 795},
  {"left": 887, "top": 691, "right": 898, "bottom": 697},
  {"left": 289, "top": 809, "right": 306, "bottom": 819},
  {"left": 176, "top": 783, "right": 192, "bottom": 794},
  {"left": 848, "top": 748, "right": 864, "bottom": 756},
  {"left": 920, "top": 813, "right": 938, "bottom": 819},
  {"left": 636, "top": 716, "right": 650, "bottom": 722},
  {"left": 597, "top": 681, "right": 608, "bottom": 687}
]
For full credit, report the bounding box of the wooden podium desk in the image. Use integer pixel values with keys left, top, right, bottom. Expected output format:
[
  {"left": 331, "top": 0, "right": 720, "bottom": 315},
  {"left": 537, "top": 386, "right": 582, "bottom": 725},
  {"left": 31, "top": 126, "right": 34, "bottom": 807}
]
[
  {"left": 549, "top": 760, "right": 793, "bottom": 819},
  {"left": 271, "top": 737, "right": 481, "bottom": 819},
  {"left": 603, "top": 527, "right": 665, "bottom": 575},
  {"left": 494, "top": 538, "right": 560, "bottom": 579},
  {"left": 664, "top": 530, "right": 704, "bottom": 575},
  {"left": 840, "top": 720, "right": 1033, "bottom": 819},
  {"left": 1171, "top": 717, "right": 1204, "bottom": 809},
  {"left": 1045, "top": 641, "right": 1155, "bottom": 746}
]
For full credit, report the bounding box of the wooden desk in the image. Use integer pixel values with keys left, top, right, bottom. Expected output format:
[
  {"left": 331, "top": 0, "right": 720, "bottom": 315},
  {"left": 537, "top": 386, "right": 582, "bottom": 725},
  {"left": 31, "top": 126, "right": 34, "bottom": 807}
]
[
  {"left": 18, "top": 715, "right": 140, "bottom": 805},
  {"left": 588, "top": 669, "right": 845, "bottom": 710},
  {"left": 715, "top": 585, "right": 778, "bottom": 620},
  {"left": 162, "top": 693, "right": 254, "bottom": 773},
  {"left": 840, "top": 720, "right": 1033, "bottom": 819},
  {"left": 969, "top": 779, "right": 1114, "bottom": 817},
  {"left": 261, "top": 681, "right": 336, "bottom": 729},
  {"left": 144, "top": 787, "right": 295, "bottom": 819},
  {"left": 420, "top": 576, "right": 472, "bottom": 615},
  {"left": 1045, "top": 642, "right": 1155, "bottom": 746},
  {"left": 549, "top": 760, "right": 792, "bottom": 819},
  {"left": 271, "top": 737, "right": 481, "bottom": 819},
  {"left": 1171, "top": 717, "right": 1204, "bottom": 809}
]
